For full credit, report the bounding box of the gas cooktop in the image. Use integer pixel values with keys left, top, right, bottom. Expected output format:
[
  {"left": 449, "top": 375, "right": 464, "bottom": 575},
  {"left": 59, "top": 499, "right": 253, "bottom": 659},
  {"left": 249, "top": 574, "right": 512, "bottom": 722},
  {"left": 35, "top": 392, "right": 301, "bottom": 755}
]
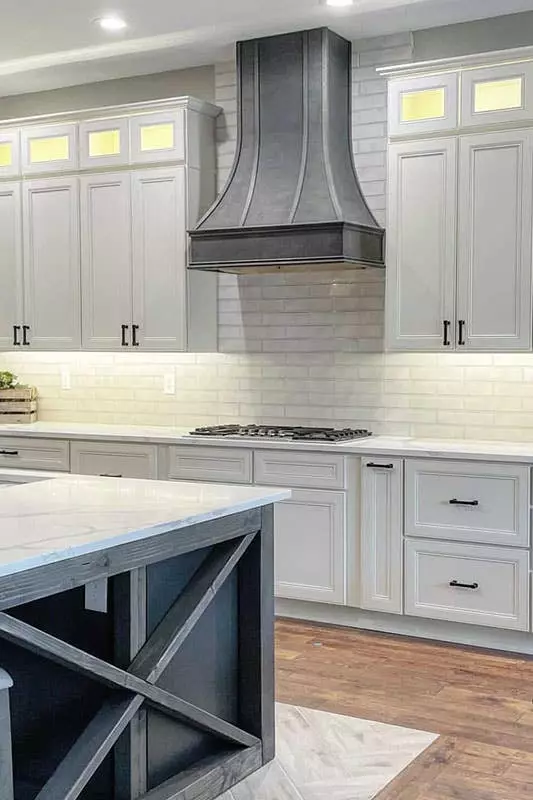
[{"left": 190, "top": 425, "right": 373, "bottom": 443}]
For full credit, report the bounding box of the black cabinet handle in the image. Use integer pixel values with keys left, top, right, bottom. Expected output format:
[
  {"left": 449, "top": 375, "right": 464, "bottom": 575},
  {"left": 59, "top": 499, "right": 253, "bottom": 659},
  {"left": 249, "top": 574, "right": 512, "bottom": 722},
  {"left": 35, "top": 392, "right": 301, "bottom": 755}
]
[
  {"left": 132, "top": 324, "right": 140, "bottom": 347},
  {"left": 443, "top": 320, "right": 451, "bottom": 347},
  {"left": 121, "top": 325, "right": 129, "bottom": 347},
  {"left": 449, "top": 499, "right": 479, "bottom": 506},
  {"left": 458, "top": 319, "right": 466, "bottom": 346},
  {"left": 450, "top": 580, "right": 479, "bottom": 590},
  {"left": 12, "top": 326, "right": 21, "bottom": 346},
  {"left": 99, "top": 474, "right": 123, "bottom": 478},
  {"left": 0, "top": 450, "right": 19, "bottom": 456},
  {"left": 22, "top": 325, "right": 30, "bottom": 346},
  {"left": 366, "top": 463, "right": 394, "bottom": 469}
]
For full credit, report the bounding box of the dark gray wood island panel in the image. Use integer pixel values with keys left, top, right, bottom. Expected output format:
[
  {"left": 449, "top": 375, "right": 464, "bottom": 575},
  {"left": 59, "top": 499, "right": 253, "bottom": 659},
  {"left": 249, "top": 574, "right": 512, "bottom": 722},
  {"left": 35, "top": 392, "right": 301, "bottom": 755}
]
[{"left": 0, "top": 477, "right": 289, "bottom": 800}]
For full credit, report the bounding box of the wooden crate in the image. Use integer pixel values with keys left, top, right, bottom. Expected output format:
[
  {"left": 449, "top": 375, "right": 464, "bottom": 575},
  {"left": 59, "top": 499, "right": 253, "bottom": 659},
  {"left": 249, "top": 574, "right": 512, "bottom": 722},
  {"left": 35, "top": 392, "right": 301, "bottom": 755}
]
[{"left": 0, "top": 387, "right": 37, "bottom": 424}]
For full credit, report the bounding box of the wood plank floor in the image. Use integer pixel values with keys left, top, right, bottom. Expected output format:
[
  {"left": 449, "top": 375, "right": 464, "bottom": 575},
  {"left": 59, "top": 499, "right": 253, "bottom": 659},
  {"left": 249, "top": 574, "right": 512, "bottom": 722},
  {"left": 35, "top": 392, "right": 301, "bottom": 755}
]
[{"left": 275, "top": 618, "right": 533, "bottom": 799}]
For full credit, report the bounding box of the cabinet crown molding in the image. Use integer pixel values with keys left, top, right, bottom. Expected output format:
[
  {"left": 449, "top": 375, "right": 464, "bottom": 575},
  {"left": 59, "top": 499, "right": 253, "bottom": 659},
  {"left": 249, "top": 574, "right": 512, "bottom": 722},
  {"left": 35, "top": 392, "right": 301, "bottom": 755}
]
[{"left": 377, "top": 44, "right": 533, "bottom": 79}]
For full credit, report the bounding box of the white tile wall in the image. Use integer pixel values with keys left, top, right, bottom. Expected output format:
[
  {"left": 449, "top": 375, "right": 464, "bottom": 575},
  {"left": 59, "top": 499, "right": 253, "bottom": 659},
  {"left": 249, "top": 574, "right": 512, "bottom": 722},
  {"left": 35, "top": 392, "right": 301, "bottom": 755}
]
[{"left": 4, "top": 34, "right": 533, "bottom": 442}]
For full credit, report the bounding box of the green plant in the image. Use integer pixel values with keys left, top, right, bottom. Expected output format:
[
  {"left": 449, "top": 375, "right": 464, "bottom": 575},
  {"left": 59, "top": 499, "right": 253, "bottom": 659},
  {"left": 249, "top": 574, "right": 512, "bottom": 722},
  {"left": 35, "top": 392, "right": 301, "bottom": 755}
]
[{"left": 0, "top": 371, "right": 19, "bottom": 390}]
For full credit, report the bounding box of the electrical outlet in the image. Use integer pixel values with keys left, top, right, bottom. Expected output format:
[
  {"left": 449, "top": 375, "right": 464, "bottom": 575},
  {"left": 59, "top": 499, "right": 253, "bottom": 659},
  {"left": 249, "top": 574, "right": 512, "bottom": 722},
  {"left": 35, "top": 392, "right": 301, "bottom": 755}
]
[
  {"left": 163, "top": 372, "right": 176, "bottom": 395},
  {"left": 61, "top": 367, "right": 71, "bottom": 391}
]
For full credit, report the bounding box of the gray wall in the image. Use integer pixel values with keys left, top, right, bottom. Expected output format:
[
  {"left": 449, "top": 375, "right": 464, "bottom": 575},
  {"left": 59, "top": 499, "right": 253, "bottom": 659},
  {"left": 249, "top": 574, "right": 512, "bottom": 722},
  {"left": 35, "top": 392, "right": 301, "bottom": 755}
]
[
  {"left": 0, "top": 66, "right": 215, "bottom": 118},
  {"left": 414, "top": 10, "right": 533, "bottom": 60}
]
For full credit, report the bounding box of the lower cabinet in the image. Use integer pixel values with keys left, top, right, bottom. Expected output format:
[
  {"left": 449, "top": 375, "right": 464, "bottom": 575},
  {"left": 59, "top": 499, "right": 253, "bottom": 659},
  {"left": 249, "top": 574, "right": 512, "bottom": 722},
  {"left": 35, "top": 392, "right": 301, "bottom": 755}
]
[
  {"left": 360, "top": 458, "right": 403, "bottom": 614},
  {"left": 274, "top": 489, "right": 346, "bottom": 604},
  {"left": 405, "top": 538, "right": 530, "bottom": 631},
  {"left": 70, "top": 441, "right": 158, "bottom": 479}
]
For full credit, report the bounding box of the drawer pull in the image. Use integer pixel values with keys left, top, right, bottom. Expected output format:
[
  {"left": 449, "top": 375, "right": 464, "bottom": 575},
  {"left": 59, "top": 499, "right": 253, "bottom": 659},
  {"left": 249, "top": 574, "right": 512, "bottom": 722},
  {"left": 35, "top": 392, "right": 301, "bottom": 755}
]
[
  {"left": 449, "top": 499, "right": 479, "bottom": 506},
  {"left": 99, "top": 474, "right": 123, "bottom": 478},
  {"left": 366, "top": 463, "right": 394, "bottom": 469},
  {"left": 449, "top": 580, "right": 479, "bottom": 590},
  {"left": 0, "top": 450, "right": 18, "bottom": 456}
]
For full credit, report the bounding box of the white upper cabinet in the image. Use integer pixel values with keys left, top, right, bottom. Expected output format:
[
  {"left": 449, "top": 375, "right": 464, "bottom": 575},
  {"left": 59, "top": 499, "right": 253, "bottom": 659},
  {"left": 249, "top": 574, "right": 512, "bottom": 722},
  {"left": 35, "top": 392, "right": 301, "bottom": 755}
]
[
  {"left": 80, "top": 173, "right": 133, "bottom": 350},
  {"left": 388, "top": 73, "right": 459, "bottom": 137},
  {"left": 130, "top": 111, "right": 186, "bottom": 165},
  {"left": 386, "top": 138, "right": 457, "bottom": 350},
  {"left": 462, "top": 62, "right": 533, "bottom": 128},
  {"left": 457, "top": 130, "right": 533, "bottom": 351},
  {"left": 0, "top": 183, "right": 22, "bottom": 350},
  {"left": 21, "top": 123, "right": 78, "bottom": 175},
  {"left": 132, "top": 167, "right": 187, "bottom": 351},
  {"left": 0, "top": 129, "right": 20, "bottom": 179},
  {"left": 79, "top": 117, "right": 129, "bottom": 170},
  {"left": 23, "top": 177, "right": 81, "bottom": 350}
]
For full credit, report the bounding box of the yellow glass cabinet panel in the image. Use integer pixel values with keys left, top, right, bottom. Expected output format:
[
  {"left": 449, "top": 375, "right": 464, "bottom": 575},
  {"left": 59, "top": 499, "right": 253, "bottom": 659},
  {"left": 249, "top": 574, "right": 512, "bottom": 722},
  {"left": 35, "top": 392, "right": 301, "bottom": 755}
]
[
  {"left": 0, "top": 142, "right": 12, "bottom": 167},
  {"left": 140, "top": 123, "right": 175, "bottom": 152},
  {"left": 88, "top": 129, "right": 121, "bottom": 158},
  {"left": 401, "top": 88, "right": 446, "bottom": 122},
  {"left": 29, "top": 135, "right": 70, "bottom": 164},
  {"left": 474, "top": 77, "right": 523, "bottom": 113}
]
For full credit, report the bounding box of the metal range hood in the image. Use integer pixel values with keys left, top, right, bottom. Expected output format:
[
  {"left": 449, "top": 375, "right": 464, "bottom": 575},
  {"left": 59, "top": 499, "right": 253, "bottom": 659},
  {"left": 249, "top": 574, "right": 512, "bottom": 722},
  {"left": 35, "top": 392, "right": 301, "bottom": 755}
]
[{"left": 189, "top": 27, "right": 385, "bottom": 274}]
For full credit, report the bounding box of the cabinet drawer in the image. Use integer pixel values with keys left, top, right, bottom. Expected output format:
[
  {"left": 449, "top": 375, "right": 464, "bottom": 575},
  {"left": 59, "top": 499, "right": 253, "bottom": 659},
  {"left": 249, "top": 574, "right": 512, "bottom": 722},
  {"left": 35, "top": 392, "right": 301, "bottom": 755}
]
[
  {"left": 0, "top": 438, "right": 69, "bottom": 471},
  {"left": 70, "top": 441, "right": 158, "bottom": 479},
  {"left": 405, "top": 459, "right": 530, "bottom": 547},
  {"left": 405, "top": 539, "right": 529, "bottom": 631},
  {"left": 166, "top": 446, "right": 252, "bottom": 484},
  {"left": 254, "top": 450, "right": 346, "bottom": 489}
]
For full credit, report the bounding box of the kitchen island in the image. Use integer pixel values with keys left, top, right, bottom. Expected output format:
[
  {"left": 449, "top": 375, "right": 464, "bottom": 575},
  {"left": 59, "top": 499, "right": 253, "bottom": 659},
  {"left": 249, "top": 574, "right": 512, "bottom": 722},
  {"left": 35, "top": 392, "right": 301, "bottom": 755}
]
[{"left": 0, "top": 476, "right": 289, "bottom": 800}]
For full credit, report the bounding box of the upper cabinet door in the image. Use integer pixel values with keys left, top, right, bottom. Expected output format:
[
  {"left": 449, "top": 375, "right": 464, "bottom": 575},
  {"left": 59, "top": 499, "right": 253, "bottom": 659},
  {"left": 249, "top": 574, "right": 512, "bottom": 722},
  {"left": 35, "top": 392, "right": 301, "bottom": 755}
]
[
  {"left": 21, "top": 123, "right": 78, "bottom": 175},
  {"left": 132, "top": 167, "right": 187, "bottom": 351},
  {"left": 23, "top": 177, "right": 81, "bottom": 350},
  {"left": 129, "top": 111, "right": 185, "bottom": 164},
  {"left": 462, "top": 63, "right": 533, "bottom": 128},
  {"left": 457, "top": 131, "right": 533, "bottom": 351},
  {"left": 80, "top": 173, "right": 132, "bottom": 350},
  {"left": 0, "top": 183, "right": 23, "bottom": 350},
  {"left": 79, "top": 117, "right": 129, "bottom": 170},
  {"left": 388, "top": 73, "right": 459, "bottom": 137},
  {"left": 0, "top": 129, "right": 21, "bottom": 179},
  {"left": 386, "top": 138, "right": 457, "bottom": 351}
]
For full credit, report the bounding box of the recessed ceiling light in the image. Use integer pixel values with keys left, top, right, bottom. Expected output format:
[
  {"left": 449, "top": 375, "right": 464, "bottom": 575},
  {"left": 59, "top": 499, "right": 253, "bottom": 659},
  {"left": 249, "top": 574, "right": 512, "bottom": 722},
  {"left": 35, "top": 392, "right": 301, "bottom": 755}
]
[
  {"left": 326, "top": 0, "right": 354, "bottom": 6},
  {"left": 95, "top": 15, "right": 128, "bottom": 32}
]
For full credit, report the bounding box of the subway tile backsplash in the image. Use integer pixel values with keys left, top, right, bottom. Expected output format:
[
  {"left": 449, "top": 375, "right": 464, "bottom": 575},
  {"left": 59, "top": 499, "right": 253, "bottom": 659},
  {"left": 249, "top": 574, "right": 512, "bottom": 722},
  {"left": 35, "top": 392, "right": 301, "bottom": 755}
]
[{"left": 3, "top": 34, "right": 533, "bottom": 442}]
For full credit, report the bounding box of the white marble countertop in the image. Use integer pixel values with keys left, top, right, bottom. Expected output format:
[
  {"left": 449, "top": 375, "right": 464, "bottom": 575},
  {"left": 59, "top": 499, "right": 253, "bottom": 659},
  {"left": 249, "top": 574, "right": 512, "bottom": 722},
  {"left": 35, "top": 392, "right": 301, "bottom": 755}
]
[
  {"left": 1, "top": 421, "right": 533, "bottom": 463},
  {"left": 0, "top": 476, "right": 290, "bottom": 578}
]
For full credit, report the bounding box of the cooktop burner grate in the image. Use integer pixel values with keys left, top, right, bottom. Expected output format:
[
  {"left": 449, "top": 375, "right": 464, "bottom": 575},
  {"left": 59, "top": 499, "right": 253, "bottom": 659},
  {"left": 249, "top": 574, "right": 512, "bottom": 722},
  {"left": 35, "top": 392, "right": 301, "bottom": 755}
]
[{"left": 190, "top": 425, "right": 373, "bottom": 442}]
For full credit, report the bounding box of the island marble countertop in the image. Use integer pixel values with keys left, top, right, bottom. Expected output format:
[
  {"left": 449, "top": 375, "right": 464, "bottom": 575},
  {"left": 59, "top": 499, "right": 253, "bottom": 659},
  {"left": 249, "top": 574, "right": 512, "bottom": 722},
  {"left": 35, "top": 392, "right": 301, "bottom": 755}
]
[
  {"left": 0, "top": 476, "right": 290, "bottom": 578},
  {"left": 1, "top": 421, "right": 533, "bottom": 463}
]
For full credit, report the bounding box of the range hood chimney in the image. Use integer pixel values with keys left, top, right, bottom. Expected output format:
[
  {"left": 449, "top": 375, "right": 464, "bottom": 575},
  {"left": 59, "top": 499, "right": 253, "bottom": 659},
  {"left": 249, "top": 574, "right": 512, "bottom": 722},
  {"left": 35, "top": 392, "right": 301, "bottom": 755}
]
[{"left": 189, "top": 27, "right": 385, "bottom": 274}]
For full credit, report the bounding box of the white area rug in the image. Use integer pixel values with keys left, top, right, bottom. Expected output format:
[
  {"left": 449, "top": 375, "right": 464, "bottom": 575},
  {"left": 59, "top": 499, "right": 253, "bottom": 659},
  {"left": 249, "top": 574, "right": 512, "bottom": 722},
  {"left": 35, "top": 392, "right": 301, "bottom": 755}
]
[{"left": 221, "top": 703, "right": 437, "bottom": 800}]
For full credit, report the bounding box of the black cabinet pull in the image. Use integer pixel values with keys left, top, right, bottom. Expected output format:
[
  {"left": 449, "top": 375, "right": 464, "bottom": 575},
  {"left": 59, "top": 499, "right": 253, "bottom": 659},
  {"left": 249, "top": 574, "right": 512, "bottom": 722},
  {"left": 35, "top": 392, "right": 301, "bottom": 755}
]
[
  {"left": 366, "top": 463, "right": 394, "bottom": 469},
  {"left": 22, "top": 325, "right": 30, "bottom": 346},
  {"left": 132, "top": 324, "right": 140, "bottom": 347},
  {"left": 450, "top": 580, "right": 479, "bottom": 590},
  {"left": 449, "top": 499, "right": 479, "bottom": 506},
  {"left": 12, "top": 326, "right": 21, "bottom": 346},
  {"left": 458, "top": 319, "right": 466, "bottom": 346},
  {"left": 121, "top": 325, "right": 129, "bottom": 347},
  {"left": 443, "top": 320, "right": 451, "bottom": 347},
  {"left": 0, "top": 450, "right": 19, "bottom": 456},
  {"left": 99, "top": 474, "right": 123, "bottom": 478}
]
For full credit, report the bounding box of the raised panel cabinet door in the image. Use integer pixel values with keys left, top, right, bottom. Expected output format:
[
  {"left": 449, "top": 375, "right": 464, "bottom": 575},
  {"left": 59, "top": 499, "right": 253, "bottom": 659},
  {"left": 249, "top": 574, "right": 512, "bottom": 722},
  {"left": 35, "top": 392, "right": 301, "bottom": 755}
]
[
  {"left": 386, "top": 139, "right": 457, "bottom": 350},
  {"left": 129, "top": 111, "right": 186, "bottom": 165},
  {"left": 0, "top": 129, "right": 21, "bottom": 179},
  {"left": 132, "top": 167, "right": 187, "bottom": 351},
  {"left": 360, "top": 458, "right": 403, "bottom": 614},
  {"left": 0, "top": 183, "right": 23, "bottom": 350},
  {"left": 457, "top": 131, "right": 533, "bottom": 351},
  {"left": 388, "top": 73, "right": 459, "bottom": 137},
  {"left": 80, "top": 173, "right": 133, "bottom": 350},
  {"left": 23, "top": 177, "right": 81, "bottom": 350},
  {"left": 274, "top": 489, "right": 346, "bottom": 605},
  {"left": 21, "top": 123, "right": 78, "bottom": 175}
]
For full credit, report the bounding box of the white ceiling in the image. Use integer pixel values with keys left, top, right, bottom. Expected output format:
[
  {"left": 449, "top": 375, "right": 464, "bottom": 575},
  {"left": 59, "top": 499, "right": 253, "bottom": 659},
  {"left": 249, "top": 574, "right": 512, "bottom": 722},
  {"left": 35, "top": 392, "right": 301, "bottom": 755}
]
[{"left": 1, "top": 0, "right": 532, "bottom": 96}]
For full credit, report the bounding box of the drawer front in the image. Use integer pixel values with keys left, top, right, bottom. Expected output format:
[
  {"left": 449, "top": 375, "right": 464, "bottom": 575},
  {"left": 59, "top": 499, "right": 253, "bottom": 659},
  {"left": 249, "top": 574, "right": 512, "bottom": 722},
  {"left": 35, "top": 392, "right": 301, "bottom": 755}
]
[
  {"left": 405, "top": 539, "right": 529, "bottom": 631},
  {"left": 254, "top": 450, "right": 346, "bottom": 490},
  {"left": 167, "top": 446, "right": 252, "bottom": 484},
  {"left": 405, "top": 459, "right": 530, "bottom": 547},
  {"left": 70, "top": 441, "right": 158, "bottom": 479},
  {"left": 0, "top": 438, "right": 69, "bottom": 471}
]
